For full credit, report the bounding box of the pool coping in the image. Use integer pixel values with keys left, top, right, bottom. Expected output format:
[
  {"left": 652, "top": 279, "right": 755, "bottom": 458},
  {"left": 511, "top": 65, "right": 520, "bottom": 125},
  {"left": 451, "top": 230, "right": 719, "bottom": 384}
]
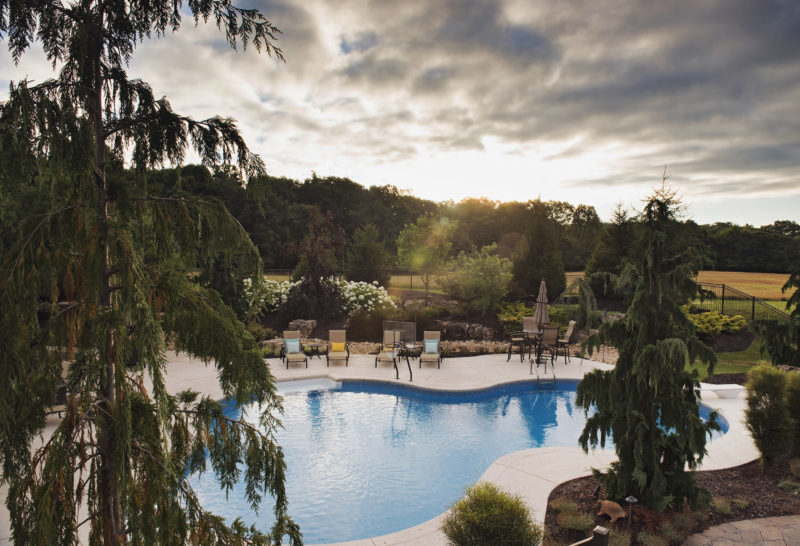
[{"left": 0, "top": 351, "right": 757, "bottom": 546}]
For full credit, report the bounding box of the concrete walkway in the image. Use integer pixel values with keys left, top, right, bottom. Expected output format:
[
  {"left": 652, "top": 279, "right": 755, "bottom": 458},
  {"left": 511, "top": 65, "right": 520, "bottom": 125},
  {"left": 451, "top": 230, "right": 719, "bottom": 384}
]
[
  {"left": 685, "top": 515, "right": 800, "bottom": 545},
  {"left": 0, "top": 351, "right": 759, "bottom": 545}
]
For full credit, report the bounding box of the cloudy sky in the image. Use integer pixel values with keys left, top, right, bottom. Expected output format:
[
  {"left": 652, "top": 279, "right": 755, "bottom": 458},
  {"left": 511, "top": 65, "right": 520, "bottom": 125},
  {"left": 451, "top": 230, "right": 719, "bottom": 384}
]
[{"left": 2, "top": 0, "right": 800, "bottom": 225}]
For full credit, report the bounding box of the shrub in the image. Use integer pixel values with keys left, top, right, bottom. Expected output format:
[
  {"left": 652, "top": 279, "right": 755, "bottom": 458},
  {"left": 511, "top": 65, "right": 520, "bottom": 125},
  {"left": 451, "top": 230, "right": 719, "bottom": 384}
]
[
  {"left": 440, "top": 245, "right": 513, "bottom": 316},
  {"left": 336, "top": 279, "right": 395, "bottom": 316},
  {"left": 709, "top": 497, "right": 732, "bottom": 516},
  {"left": 549, "top": 497, "right": 578, "bottom": 513},
  {"left": 440, "top": 482, "right": 542, "bottom": 546},
  {"left": 245, "top": 322, "right": 272, "bottom": 341},
  {"left": 671, "top": 513, "right": 695, "bottom": 532},
  {"left": 732, "top": 499, "right": 749, "bottom": 510},
  {"left": 681, "top": 306, "right": 747, "bottom": 338},
  {"left": 635, "top": 532, "right": 668, "bottom": 546},
  {"left": 556, "top": 510, "right": 595, "bottom": 532},
  {"left": 784, "top": 374, "right": 800, "bottom": 454},
  {"left": 608, "top": 529, "right": 632, "bottom": 546},
  {"left": 248, "top": 277, "right": 395, "bottom": 320},
  {"left": 497, "top": 302, "right": 536, "bottom": 333},
  {"left": 790, "top": 458, "right": 800, "bottom": 479},
  {"left": 659, "top": 522, "right": 684, "bottom": 544},
  {"left": 745, "top": 365, "right": 794, "bottom": 465},
  {"left": 778, "top": 480, "right": 800, "bottom": 493},
  {"left": 346, "top": 307, "right": 402, "bottom": 341}
]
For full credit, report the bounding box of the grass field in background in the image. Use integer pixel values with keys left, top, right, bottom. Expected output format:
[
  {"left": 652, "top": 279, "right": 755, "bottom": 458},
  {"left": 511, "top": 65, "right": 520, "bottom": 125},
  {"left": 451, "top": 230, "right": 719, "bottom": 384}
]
[
  {"left": 696, "top": 271, "right": 790, "bottom": 300},
  {"left": 570, "top": 271, "right": 791, "bottom": 301}
]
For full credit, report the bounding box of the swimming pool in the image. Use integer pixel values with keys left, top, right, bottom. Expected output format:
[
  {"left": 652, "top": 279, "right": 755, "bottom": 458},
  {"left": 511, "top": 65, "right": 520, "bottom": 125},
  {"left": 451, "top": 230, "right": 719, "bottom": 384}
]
[{"left": 188, "top": 379, "right": 727, "bottom": 544}]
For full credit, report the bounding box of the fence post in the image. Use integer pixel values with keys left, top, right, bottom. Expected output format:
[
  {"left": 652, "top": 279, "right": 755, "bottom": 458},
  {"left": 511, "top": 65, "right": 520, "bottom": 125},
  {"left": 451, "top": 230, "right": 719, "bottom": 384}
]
[
  {"left": 752, "top": 296, "right": 756, "bottom": 322},
  {"left": 721, "top": 284, "right": 726, "bottom": 315}
]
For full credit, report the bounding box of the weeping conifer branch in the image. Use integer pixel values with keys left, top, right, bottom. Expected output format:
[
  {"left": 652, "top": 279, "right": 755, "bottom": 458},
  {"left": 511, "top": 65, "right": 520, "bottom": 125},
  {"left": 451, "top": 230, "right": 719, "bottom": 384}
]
[{"left": 577, "top": 183, "right": 718, "bottom": 512}]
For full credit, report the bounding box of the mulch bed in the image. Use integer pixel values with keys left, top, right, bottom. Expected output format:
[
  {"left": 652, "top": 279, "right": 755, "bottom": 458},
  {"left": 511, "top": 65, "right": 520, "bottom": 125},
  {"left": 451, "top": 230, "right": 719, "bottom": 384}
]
[
  {"left": 705, "top": 327, "right": 754, "bottom": 353},
  {"left": 544, "top": 459, "right": 800, "bottom": 545}
]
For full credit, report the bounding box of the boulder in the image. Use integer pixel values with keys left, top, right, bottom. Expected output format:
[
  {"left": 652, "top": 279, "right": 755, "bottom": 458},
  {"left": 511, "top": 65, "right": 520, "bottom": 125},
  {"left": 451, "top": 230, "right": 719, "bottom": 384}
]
[{"left": 287, "top": 319, "right": 317, "bottom": 338}]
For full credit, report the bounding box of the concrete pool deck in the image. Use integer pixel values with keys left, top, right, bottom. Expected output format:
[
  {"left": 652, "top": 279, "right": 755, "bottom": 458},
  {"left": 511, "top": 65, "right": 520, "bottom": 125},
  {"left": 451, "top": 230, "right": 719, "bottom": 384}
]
[{"left": 0, "top": 351, "right": 757, "bottom": 545}]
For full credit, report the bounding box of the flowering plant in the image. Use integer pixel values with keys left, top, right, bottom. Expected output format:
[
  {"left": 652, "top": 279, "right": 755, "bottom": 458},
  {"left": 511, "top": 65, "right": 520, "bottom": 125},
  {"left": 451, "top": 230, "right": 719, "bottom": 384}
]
[
  {"left": 335, "top": 278, "right": 395, "bottom": 316},
  {"left": 246, "top": 277, "right": 394, "bottom": 316}
]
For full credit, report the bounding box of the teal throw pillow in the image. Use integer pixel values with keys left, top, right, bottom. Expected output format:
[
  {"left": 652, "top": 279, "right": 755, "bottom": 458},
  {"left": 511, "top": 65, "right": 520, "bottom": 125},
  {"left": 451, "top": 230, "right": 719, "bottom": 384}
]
[
  {"left": 424, "top": 339, "right": 439, "bottom": 354},
  {"left": 285, "top": 339, "right": 301, "bottom": 353}
]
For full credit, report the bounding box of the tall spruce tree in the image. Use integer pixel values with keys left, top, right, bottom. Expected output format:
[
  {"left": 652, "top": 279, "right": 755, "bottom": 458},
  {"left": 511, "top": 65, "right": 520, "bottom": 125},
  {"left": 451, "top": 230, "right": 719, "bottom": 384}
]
[
  {"left": 576, "top": 185, "right": 718, "bottom": 512},
  {"left": 0, "top": 1, "right": 302, "bottom": 544}
]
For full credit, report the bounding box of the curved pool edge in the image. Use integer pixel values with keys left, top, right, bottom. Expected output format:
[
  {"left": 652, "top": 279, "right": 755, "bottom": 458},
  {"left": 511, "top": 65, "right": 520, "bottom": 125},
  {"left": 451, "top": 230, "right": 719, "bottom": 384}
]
[{"left": 157, "top": 351, "right": 757, "bottom": 546}]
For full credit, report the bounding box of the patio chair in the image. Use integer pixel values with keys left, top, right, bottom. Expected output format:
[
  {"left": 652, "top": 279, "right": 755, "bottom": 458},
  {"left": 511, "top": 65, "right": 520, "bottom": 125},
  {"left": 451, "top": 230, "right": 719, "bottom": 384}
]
[
  {"left": 556, "top": 320, "right": 577, "bottom": 364},
  {"left": 538, "top": 326, "right": 560, "bottom": 367},
  {"left": 375, "top": 330, "right": 400, "bottom": 369},
  {"left": 282, "top": 330, "right": 307, "bottom": 369},
  {"left": 326, "top": 329, "right": 349, "bottom": 367},
  {"left": 506, "top": 331, "right": 527, "bottom": 362},
  {"left": 522, "top": 316, "right": 542, "bottom": 360},
  {"left": 419, "top": 331, "right": 442, "bottom": 368}
]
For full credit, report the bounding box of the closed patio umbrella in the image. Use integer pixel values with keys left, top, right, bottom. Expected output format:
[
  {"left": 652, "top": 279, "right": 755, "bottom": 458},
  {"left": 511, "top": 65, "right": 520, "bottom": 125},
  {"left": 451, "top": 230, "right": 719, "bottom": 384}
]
[{"left": 533, "top": 279, "right": 549, "bottom": 327}]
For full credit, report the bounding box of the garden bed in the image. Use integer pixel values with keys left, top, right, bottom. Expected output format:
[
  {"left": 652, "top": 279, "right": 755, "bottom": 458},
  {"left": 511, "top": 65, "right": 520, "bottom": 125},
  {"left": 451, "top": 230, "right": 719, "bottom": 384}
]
[{"left": 544, "top": 459, "right": 800, "bottom": 545}]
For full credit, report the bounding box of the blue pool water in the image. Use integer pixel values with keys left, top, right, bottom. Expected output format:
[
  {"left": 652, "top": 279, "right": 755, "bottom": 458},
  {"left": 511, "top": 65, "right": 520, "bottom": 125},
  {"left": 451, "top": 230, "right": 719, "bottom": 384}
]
[{"left": 188, "top": 379, "right": 727, "bottom": 544}]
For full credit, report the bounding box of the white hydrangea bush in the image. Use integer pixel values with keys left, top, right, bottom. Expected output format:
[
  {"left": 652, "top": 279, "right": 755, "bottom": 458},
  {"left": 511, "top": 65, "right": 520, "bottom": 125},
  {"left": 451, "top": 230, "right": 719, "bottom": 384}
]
[
  {"left": 244, "top": 277, "right": 301, "bottom": 312},
  {"left": 246, "top": 277, "right": 394, "bottom": 316},
  {"left": 335, "top": 278, "right": 395, "bottom": 316}
]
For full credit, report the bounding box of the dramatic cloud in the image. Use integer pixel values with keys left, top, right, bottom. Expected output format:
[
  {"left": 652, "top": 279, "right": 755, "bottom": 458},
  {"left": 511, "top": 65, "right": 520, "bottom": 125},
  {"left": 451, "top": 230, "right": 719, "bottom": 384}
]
[{"left": 2, "top": 0, "right": 799, "bottom": 224}]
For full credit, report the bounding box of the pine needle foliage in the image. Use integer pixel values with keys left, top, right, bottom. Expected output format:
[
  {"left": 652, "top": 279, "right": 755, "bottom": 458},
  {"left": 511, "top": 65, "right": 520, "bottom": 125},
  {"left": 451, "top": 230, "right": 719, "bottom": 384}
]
[
  {"left": 576, "top": 184, "right": 719, "bottom": 513},
  {"left": 0, "top": 1, "right": 301, "bottom": 544}
]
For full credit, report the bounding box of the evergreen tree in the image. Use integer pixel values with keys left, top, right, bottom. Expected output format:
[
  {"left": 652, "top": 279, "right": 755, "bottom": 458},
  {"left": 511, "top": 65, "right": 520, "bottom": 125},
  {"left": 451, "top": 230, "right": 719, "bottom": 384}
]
[
  {"left": 576, "top": 185, "right": 718, "bottom": 512},
  {"left": 511, "top": 201, "right": 566, "bottom": 299},
  {"left": 0, "top": 1, "right": 301, "bottom": 544},
  {"left": 288, "top": 207, "right": 345, "bottom": 320},
  {"left": 585, "top": 203, "right": 634, "bottom": 299}
]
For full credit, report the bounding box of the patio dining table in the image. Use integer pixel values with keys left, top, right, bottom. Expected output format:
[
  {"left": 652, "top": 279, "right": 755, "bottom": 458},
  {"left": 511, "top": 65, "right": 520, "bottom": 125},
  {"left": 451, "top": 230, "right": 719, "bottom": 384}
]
[{"left": 523, "top": 328, "right": 544, "bottom": 365}]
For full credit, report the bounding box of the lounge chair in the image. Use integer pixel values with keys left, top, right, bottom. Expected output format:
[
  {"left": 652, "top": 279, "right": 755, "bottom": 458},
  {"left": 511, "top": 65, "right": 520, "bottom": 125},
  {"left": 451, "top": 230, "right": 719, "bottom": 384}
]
[
  {"left": 419, "top": 330, "right": 442, "bottom": 368},
  {"left": 375, "top": 330, "right": 399, "bottom": 369},
  {"left": 326, "top": 329, "right": 349, "bottom": 367},
  {"left": 556, "top": 320, "right": 577, "bottom": 364},
  {"left": 282, "top": 330, "right": 307, "bottom": 369}
]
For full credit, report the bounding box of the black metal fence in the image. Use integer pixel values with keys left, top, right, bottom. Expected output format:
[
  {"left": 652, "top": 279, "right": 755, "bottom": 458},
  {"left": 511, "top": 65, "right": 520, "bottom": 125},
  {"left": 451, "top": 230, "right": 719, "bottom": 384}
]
[{"left": 696, "top": 282, "right": 790, "bottom": 323}]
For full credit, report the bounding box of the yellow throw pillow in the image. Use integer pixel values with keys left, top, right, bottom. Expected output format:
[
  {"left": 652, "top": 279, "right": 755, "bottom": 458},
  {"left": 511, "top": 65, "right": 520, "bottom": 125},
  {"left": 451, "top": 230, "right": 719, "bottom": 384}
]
[{"left": 331, "top": 342, "right": 345, "bottom": 352}]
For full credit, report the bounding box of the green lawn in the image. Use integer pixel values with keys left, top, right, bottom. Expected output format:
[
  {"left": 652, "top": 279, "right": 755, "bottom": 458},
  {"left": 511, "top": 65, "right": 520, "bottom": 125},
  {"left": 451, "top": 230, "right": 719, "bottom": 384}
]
[{"left": 686, "top": 338, "right": 769, "bottom": 381}]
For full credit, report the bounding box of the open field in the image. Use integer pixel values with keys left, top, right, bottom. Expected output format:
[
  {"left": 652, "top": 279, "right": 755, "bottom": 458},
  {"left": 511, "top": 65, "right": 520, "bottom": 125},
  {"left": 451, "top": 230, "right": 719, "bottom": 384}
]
[
  {"left": 570, "top": 270, "right": 791, "bottom": 301},
  {"left": 696, "top": 271, "right": 791, "bottom": 300}
]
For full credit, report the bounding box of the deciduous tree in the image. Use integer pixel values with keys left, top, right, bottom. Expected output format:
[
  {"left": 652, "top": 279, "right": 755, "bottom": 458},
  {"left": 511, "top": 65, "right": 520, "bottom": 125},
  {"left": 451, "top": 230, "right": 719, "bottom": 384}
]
[{"left": 396, "top": 215, "right": 456, "bottom": 305}]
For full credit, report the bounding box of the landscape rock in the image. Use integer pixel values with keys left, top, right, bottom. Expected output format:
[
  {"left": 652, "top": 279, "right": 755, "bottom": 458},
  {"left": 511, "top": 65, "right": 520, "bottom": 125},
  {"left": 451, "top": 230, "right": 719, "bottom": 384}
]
[{"left": 287, "top": 319, "right": 317, "bottom": 338}]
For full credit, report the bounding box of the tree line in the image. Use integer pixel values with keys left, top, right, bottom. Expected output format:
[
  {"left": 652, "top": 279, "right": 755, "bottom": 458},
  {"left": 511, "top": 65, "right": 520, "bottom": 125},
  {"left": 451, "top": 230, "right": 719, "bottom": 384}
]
[{"left": 137, "top": 165, "right": 800, "bottom": 279}]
